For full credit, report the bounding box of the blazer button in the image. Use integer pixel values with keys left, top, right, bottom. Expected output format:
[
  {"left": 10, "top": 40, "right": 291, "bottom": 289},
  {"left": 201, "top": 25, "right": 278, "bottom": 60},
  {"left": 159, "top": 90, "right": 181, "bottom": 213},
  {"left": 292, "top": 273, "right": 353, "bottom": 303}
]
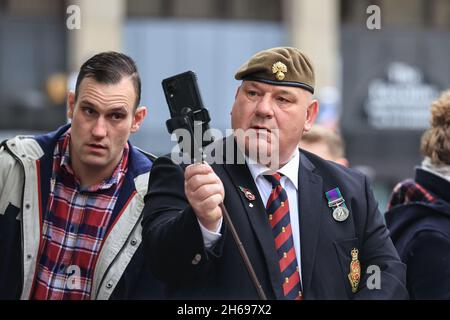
[{"left": 191, "top": 253, "right": 202, "bottom": 265}]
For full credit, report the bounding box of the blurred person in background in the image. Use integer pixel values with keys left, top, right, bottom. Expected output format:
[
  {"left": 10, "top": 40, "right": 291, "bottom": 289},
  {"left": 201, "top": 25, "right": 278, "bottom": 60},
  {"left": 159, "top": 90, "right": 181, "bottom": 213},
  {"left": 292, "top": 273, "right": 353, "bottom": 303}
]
[
  {"left": 299, "top": 124, "right": 349, "bottom": 167},
  {"left": 385, "top": 90, "right": 450, "bottom": 299},
  {"left": 0, "top": 51, "right": 165, "bottom": 300},
  {"left": 45, "top": 73, "right": 68, "bottom": 108}
]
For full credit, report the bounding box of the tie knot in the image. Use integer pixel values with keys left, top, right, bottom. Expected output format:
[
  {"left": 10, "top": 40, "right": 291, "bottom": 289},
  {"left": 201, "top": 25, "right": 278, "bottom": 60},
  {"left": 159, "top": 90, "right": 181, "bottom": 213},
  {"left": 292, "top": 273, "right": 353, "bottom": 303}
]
[{"left": 263, "top": 172, "right": 282, "bottom": 187}]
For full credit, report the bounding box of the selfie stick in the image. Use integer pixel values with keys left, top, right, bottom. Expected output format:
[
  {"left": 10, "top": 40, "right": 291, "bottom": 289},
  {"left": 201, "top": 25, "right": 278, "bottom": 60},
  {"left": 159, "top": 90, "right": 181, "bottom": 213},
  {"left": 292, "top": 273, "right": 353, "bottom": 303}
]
[{"left": 166, "top": 107, "right": 268, "bottom": 301}]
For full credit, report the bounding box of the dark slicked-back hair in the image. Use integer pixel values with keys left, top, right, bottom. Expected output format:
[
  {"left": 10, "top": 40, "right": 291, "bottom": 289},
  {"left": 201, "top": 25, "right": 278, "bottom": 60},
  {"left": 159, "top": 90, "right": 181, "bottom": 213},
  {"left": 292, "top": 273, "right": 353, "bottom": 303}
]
[{"left": 75, "top": 51, "right": 141, "bottom": 108}]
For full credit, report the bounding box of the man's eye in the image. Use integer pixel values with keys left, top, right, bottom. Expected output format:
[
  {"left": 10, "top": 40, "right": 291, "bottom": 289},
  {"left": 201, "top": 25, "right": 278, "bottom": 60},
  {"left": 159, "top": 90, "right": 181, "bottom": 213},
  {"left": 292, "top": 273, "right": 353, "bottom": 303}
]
[
  {"left": 276, "top": 96, "right": 289, "bottom": 103},
  {"left": 83, "top": 107, "right": 94, "bottom": 115},
  {"left": 247, "top": 90, "right": 258, "bottom": 97},
  {"left": 111, "top": 113, "right": 125, "bottom": 120}
]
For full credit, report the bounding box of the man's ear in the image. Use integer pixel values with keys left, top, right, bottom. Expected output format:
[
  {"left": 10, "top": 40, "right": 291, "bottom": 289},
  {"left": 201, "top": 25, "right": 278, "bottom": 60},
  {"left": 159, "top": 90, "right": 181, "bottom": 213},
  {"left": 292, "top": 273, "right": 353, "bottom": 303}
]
[
  {"left": 131, "top": 106, "right": 147, "bottom": 133},
  {"left": 67, "top": 91, "right": 76, "bottom": 120},
  {"left": 303, "top": 99, "right": 319, "bottom": 133}
]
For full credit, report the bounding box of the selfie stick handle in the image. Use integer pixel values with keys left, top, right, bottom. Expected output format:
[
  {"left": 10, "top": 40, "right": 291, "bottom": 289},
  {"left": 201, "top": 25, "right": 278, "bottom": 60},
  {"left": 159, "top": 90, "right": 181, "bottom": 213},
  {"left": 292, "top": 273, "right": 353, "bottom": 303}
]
[{"left": 190, "top": 121, "right": 268, "bottom": 301}]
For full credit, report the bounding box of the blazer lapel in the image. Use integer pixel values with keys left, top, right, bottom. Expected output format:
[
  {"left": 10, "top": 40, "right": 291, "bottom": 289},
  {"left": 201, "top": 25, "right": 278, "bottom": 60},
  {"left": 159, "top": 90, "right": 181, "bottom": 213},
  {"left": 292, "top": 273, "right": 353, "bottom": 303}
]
[
  {"left": 218, "top": 136, "right": 283, "bottom": 298},
  {"left": 298, "top": 152, "right": 324, "bottom": 296}
]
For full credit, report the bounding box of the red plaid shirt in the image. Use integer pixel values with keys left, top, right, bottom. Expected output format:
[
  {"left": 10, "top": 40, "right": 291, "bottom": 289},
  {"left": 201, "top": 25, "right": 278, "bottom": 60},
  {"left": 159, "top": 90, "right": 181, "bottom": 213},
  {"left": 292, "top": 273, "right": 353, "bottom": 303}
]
[{"left": 31, "top": 129, "right": 129, "bottom": 300}]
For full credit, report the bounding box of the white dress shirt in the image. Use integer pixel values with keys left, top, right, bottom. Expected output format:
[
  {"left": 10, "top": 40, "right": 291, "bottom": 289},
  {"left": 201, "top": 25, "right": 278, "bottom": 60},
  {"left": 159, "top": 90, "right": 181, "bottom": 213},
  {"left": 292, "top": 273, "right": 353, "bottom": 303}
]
[{"left": 199, "top": 149, "right": 303, "bottom": 280}]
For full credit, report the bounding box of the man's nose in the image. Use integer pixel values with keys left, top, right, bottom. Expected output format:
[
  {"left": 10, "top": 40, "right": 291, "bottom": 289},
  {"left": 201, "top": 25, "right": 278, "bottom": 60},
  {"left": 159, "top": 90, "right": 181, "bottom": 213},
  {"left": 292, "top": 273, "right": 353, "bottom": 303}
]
[
  {"left": 255, "top": 94, "right": 274, "bottom": 118},
  {"left": 91, "top": 117, "right": 107, "bottom": 138}
]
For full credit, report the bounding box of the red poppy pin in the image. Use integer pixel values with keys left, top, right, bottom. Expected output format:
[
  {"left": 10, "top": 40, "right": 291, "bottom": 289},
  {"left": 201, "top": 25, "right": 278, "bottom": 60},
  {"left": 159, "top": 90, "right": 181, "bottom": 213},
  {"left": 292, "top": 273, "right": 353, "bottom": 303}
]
[{"left": 239, "top": 186, "right": 256, "bottom": 201}]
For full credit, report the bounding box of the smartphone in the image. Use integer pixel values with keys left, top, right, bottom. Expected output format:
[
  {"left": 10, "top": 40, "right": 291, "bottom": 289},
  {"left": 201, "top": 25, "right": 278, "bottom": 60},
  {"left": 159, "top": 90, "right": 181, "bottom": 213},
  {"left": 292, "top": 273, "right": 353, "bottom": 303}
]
[
  {"left": 162, "top": 71, "right": 205, "bottom": 119},
  {"left": 162, "top": 71, "right": 213, "bottom": 160}
]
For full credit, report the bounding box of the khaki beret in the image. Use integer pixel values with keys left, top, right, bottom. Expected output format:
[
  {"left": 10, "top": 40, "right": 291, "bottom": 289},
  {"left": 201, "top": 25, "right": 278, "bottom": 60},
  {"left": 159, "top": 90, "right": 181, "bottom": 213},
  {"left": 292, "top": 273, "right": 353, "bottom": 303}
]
[{"left": 235, "top": 47, "right": 315, "bottom": 94}]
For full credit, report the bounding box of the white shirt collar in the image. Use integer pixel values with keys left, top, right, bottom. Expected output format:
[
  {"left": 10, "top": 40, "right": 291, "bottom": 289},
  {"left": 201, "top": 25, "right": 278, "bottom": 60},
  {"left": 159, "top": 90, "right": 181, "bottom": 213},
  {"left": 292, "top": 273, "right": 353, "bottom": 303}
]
[{"left": 246, "top": 148, "right": 300, "bottom": 190}]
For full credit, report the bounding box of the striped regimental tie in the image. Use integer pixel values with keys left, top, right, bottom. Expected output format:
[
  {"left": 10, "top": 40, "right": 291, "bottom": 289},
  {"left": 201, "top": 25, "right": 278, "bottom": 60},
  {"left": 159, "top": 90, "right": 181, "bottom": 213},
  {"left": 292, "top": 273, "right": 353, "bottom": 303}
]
[{"left": 264, "top": 173, "right": 303, "bottom": 300}]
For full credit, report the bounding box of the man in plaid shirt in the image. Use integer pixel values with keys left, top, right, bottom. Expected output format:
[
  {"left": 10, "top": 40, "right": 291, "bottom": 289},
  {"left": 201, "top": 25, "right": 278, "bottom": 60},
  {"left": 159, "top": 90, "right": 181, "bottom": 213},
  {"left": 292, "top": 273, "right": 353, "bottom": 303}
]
[{"left": 0, "top": 52, "right": 165, "bottom": 299}]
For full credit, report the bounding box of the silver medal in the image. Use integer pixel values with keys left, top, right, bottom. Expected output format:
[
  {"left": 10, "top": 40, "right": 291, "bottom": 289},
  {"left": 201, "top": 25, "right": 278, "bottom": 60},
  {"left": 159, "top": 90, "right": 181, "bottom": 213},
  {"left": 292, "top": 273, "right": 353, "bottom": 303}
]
[{"left": 332, "top": 206, "right": 349, "bottom": 222}]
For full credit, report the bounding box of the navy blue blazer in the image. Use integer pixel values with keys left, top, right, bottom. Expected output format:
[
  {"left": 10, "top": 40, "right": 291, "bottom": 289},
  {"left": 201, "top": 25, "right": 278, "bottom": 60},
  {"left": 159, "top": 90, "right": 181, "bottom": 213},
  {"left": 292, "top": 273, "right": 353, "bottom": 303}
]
[{"left": 142, "top": 137, "right": 407, "bottom": 299}]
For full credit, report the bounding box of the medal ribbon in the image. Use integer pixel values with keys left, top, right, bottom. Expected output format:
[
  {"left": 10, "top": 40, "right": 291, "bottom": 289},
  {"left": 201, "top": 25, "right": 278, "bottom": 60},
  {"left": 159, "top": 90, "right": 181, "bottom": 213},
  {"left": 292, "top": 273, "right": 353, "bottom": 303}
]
[{"left": 325, "top": 187, "right": 348, "bottom": 209}]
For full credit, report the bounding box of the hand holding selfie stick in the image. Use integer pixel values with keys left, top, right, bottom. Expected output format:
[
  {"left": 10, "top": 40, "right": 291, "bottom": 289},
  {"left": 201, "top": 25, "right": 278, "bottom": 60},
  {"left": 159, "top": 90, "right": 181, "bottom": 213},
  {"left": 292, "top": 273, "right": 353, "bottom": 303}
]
[{"left": 163, "top": 71, "right": 267, "bottom": 300}]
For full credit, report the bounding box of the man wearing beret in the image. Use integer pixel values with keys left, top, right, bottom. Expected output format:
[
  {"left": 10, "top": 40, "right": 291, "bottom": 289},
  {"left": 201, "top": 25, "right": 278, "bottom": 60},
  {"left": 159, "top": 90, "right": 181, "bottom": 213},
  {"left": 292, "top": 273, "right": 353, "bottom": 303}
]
[{"left": 142, "top": 47, "right": 408, "bottom": 299}]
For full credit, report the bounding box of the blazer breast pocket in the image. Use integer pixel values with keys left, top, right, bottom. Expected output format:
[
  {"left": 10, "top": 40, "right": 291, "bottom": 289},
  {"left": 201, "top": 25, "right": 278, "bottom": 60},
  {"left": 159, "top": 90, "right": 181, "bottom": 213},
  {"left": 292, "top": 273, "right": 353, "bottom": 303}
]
[{"left": 333, "top": 237, "right": 361, "bottom": 298}]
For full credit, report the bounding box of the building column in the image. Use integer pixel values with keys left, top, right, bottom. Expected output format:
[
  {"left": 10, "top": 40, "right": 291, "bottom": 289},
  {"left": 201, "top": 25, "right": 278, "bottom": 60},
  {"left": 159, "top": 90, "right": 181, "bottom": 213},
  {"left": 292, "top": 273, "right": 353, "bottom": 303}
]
[
  {"left": 66, "top": 0, "right": 126, "bottom": 73},
  {"left": 284, "top": 0, "right": 339, "bottom": 92},
  {"left": 283, "top": 0, "right": 340, "bottom": 126}
]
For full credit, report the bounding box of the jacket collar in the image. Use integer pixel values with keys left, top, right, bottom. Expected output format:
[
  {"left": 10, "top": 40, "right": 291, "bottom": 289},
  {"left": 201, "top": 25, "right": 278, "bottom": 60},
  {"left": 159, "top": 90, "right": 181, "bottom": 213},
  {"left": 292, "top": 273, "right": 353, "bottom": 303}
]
[
  {"left": 415, "top": 167, "right": 450, "bottom": 204},
  {"left": 33, "top": 124, "right": 152, "bottom": 180},
  {"left": 297, "top": 151, "right": 324, "bottom": 297},
  {"left": 34, "top": 124, "right": 152, "bottom": 230}
]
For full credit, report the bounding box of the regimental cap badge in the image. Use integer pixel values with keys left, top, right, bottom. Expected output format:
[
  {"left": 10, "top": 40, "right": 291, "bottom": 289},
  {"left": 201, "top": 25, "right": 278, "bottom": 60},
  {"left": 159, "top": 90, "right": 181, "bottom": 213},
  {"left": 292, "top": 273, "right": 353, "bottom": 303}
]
[
  {"left": 239, "top": 186, "right": 256, "bottom": 201},
  {"left": 272, "top": 61, "right": 287, "bottom": 81},
  {"left": 348, "top": 248, "right": 361, "bottom": 293}
]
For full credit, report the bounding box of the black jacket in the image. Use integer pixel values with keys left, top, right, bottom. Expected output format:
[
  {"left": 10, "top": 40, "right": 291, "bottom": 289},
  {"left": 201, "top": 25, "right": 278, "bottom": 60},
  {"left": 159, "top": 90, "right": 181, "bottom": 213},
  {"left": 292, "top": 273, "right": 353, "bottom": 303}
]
[
  {"left": 142, "top": 137, "right": 408, "bottom": 299},
  {"left": 386, "top": 168, "right": 450, "bottom": 299}
]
